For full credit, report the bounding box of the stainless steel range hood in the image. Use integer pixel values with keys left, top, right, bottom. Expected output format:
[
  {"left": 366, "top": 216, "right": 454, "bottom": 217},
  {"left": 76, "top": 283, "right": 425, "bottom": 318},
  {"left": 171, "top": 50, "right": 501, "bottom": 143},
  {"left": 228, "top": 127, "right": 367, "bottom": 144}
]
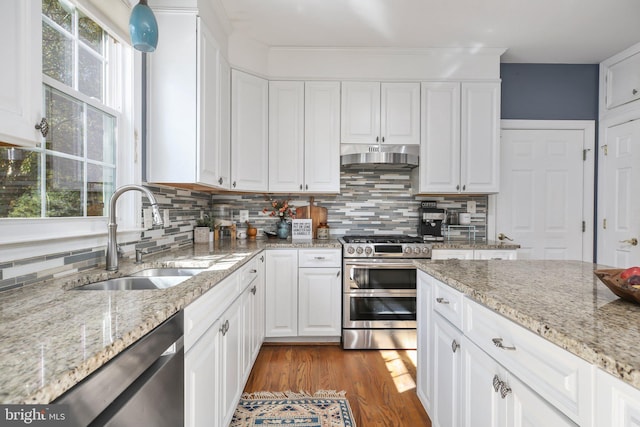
[{"left": 340, "top": 144, "right": 419, "bottom": 169}]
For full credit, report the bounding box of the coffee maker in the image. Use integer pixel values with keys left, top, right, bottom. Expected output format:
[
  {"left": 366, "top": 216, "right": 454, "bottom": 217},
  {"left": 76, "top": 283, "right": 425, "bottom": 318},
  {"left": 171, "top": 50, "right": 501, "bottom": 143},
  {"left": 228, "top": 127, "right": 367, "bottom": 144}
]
[{"left": 418, "top": 201, "right": 445, "bottom": 241}]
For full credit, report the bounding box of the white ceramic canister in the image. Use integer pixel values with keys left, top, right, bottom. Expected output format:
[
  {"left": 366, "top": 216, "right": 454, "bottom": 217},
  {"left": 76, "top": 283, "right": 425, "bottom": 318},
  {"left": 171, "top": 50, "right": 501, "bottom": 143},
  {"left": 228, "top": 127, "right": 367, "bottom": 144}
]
[{"left": 459, "top": 212, "right": 472, "bottom": 225}]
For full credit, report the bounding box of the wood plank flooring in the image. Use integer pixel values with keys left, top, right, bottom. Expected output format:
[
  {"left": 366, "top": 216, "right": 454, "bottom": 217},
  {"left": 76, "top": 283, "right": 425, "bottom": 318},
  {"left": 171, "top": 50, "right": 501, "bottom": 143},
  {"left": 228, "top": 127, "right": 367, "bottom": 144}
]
[{"left": 243, "top": 344, "right": 432, "bottom": 426}]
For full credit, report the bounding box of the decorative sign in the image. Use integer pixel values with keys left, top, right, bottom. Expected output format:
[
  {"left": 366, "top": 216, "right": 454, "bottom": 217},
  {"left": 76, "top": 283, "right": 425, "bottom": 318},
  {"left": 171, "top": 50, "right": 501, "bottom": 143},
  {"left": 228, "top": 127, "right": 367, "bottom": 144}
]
[{"left": 291, "top": 219, "right": 313, "bottom": 240}]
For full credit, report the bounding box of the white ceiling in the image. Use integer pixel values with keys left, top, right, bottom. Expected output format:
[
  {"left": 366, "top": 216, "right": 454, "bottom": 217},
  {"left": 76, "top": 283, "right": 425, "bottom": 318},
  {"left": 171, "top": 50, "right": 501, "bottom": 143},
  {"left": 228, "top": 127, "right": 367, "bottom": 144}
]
[{"left": 218, "top": 0, "right": 640, "bottom": 63}]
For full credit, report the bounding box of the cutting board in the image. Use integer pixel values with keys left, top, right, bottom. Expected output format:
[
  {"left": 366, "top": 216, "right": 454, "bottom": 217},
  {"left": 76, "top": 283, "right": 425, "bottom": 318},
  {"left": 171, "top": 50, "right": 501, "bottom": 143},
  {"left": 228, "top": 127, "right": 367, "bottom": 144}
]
[{"left": 296, "top": 197, "right": 327, "bottom": 238}]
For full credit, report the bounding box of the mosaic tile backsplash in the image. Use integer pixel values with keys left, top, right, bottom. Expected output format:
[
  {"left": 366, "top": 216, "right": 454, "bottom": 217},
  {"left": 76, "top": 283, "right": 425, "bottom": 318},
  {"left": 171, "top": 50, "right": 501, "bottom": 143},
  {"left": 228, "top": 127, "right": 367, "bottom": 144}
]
[{"left": 0, "top": 169, "right": 487, "bottom": 291}]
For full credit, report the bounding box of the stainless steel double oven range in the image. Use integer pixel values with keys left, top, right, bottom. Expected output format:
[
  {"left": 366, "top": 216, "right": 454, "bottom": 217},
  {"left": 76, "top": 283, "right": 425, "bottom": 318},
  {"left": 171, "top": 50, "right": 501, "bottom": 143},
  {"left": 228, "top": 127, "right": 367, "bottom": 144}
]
[{"left": 340, "top": 235, "right": 432, "bottom": 350}]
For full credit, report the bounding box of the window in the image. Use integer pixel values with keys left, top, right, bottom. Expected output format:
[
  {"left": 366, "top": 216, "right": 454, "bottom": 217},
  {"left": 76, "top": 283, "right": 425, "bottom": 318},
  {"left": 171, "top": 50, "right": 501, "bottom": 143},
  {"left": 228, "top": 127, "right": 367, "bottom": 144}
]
[{"left": 0, "top": 0, "right": 120, "bottom": 219}]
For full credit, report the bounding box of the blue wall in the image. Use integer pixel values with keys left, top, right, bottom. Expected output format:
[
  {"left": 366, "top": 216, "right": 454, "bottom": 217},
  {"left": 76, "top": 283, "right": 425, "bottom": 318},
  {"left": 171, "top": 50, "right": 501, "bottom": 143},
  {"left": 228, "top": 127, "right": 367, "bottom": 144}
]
[{"left": 500, "top": 64, "right": 599, "bottom": 120}]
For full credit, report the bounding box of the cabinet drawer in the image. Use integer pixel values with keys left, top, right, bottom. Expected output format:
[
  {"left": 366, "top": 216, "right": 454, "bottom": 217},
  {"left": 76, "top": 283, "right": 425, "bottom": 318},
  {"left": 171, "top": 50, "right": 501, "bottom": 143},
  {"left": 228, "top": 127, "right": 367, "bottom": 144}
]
[
  {"left": 184, "top": 273, "right": 240, "bottom": 352},
  {"left": 431, "top": 249, "right": 474, "bottom": 260},
  {"left": 432, "top": 278, "right": 464, "bottom": 329},
  {"left": 298, "top": 249, "right": 341, "bottom": 267},
  {"left": 463, "top": 298, "right": 593, "bottom": 426},
  {"left": 239, "top": 256, "right": 259, "bottom": 287},
  {"left": 473, "top": 250, "right": 517, "bottom": 260}
]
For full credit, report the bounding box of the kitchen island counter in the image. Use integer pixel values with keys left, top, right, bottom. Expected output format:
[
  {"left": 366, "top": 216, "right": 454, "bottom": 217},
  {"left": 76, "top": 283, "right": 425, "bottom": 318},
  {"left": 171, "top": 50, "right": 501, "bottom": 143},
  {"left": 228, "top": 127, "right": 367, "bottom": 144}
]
[
  {"left": 415, "top": 259, "right": 640, "bottom": 390},
  {"left": 0, "top": 238, "right": 340, "bottom": 404}
]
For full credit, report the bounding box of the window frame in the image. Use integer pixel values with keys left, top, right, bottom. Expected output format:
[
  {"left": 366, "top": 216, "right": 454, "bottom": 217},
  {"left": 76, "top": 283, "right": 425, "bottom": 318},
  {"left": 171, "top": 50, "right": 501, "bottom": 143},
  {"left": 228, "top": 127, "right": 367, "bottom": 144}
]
[{"left": 0, "top": 0, "right": 142, "bottom": 260}]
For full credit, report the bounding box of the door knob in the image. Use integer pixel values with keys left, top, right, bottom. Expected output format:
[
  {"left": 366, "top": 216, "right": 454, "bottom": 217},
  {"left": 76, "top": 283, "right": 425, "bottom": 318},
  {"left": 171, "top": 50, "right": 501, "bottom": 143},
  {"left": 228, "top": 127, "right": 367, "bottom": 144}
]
[
  {"left": 498, "top": 233, "right": 513, "bottom": 241},
  {"left": 620, "top": 238, "right": 638, "bottom": 246}
]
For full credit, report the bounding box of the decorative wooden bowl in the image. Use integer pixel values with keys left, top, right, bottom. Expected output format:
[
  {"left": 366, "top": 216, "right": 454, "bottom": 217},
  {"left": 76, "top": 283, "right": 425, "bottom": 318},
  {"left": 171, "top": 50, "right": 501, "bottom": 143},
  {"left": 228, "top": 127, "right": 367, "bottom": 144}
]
[{"left": 594, "top": 269, "right": 640, "bottom": 304}]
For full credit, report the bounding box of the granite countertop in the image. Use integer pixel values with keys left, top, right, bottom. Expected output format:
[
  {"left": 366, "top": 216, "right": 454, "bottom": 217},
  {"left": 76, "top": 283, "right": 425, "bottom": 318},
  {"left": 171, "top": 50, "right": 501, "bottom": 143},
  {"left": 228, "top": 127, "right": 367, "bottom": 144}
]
[
  {"left": 415, "top": 259, "right": 640, "bottom": 389},
  {"left": 0, "top": 238, "right": 341, "bottom": 404},
  {"left": 431, "top": 239, "right": 520, "bottom": 250}
]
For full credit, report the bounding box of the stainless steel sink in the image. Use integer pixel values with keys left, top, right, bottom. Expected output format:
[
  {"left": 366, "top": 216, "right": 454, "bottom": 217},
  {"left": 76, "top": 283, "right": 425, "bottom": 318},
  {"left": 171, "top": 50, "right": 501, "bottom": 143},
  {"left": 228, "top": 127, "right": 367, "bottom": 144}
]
[
  {"left": 75, "top": 276, "right": 191, "bottom": 291},
  {"left": 130, "top": 268, "right": 206, "bottom": 277}
]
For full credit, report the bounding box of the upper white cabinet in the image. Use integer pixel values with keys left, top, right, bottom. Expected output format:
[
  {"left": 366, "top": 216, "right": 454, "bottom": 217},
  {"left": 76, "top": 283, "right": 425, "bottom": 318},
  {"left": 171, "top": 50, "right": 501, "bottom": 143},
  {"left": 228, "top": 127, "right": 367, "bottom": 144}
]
[
  {"left": 268, "top": 81, "right": 341, "bottom": 193},
  {"left": 147, "top": 11, "right": 230, "bottom": 189},
  {"left": 231, "top": 70, "right": 269, "bottom": 192},
  {"left": 415, "top": 82, "right": 500, "bottom": 194},
  {"left": 603, "top": 48, "right": 640, "bottom": 111},
  {"left": 341, "top": 82, "right": 420, "bottom": 145},
  {"left": 0, "top": 0, "right": 42, "bottom": 147}
]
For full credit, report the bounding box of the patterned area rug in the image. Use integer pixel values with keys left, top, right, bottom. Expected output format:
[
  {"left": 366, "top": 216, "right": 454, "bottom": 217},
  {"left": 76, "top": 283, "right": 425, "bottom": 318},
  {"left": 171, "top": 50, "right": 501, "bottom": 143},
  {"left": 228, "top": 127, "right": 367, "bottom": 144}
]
[{"left": 230, "top": 390, "right": 356, "bottom": 426}]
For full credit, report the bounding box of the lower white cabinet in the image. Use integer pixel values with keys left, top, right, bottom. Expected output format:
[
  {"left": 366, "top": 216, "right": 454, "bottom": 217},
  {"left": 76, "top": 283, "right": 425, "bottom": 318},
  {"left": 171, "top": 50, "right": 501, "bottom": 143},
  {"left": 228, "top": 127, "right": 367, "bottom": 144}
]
[
  {"left": 184, "top": 253, "right": 265, "bottom": 427},
  {"left": 265, "top": 249, "right": 341, "bottom": 339},
  {"left": 596, "top": 369, "right": 640, "bottom": 427},
  {"left": 431, "top": 249, "right": 517, "bottom": 260},
  {"left": 417, "top": 270, "right": 584, "bottom": 427}
]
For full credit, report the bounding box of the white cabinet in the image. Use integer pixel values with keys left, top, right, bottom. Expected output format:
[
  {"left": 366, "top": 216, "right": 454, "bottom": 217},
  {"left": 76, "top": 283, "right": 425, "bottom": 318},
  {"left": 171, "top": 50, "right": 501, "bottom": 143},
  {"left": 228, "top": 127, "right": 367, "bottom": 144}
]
[
  {"left": 184, "top": 253, "right": 265, "bottom": 427},
  {"left": 596, "top": 368, "right": 640, "bottom": 427},
  {"left": 268, "top": 81, "right": 340, "bottom": 193},
  {"left": 415, "top": 82, "right": 500, "bottom": 194},
  {"left": 432, "top": 312, "right": 462, "bottom": 427},
  {"left": 265, "top": 249, "right": 342, "bottom": 339},
  {"left": 0, "top": 0, "right": 42, "bottom": 147},
  {"left": 231, "top": 70, "right": 269, "bottom": 191},
  {"left": 265, "top": 249, "right": 299, "bottom": 337},
  {"left": 147, "top": 12, "right": 230, "bottom": 189},
  {"left": 304, "top": 81, "right": 341, "bottom": 192},
  {"left": 341, "top": 82, "right": 420, "bottom": 145},
  {"left": 431, "top": 249, "right": 475, "bottom": 260},
  {"left": 603, "top": 48, "right": 640, "bottom": 111},
  {"left": 417, "top": 271, "right": 433, "bottom": 413}
]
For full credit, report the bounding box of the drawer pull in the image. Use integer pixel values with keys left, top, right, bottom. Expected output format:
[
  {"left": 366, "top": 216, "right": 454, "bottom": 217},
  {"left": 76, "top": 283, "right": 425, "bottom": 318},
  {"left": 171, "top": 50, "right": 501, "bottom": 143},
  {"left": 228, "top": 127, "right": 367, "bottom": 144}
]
[
  {"left": 251, "top": 286, "right": 256, "bottom": 295},
  {"left": 492, "top": 375, "right": 502, "bottom": 392},
  {"left": 314, "top": 256, "right": 326, "bottom": 260},
  {"left": 220, "top": 319, "right": 230, "bottom": 336},
  {"left": 250, "top": 269, "right": 257, "bottom": 274},
  {"left": 500, "top": 382, "right": 512, "bottom": 399},
  {"left": 451, "top": 339, "right": 460, "bottom": 353},
  {"left": 492, "top": 337, "right": 516, "bottom": 351},
  {"left": 436, "top": 297, "right": 450, "bottom": 304}
]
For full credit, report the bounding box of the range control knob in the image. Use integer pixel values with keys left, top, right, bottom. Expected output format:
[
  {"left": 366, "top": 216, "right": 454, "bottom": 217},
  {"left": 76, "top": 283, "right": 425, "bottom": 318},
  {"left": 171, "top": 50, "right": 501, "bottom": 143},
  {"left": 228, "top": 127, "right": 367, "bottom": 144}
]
[
  {"left": 404, "top": 247, "right": 412, "bottom": 254},
  {"left": 365, "top": 247, "right": 373, "bottom": 255},
  {"left": 347, "top": 247, "right": 355, "bottom": 255},
  {"left": 422, "top": 247, "right": 431, "bottom": 254},
  {"left": 414, "top": 247, "right": 421, "bottom": 254},
  {"left": 356, "top": 247, "right": 364, "bottom": 255}
]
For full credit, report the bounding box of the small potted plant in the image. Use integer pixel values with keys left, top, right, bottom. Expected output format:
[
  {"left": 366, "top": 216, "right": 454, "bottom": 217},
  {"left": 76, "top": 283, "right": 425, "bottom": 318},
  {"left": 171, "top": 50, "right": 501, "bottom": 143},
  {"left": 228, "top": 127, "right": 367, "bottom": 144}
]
[
  {"left": 194, "top": 215, "right": 211, "bottom": 243},
  {"left": 263, "top": 199, "right": 296, "bottom": 239}
]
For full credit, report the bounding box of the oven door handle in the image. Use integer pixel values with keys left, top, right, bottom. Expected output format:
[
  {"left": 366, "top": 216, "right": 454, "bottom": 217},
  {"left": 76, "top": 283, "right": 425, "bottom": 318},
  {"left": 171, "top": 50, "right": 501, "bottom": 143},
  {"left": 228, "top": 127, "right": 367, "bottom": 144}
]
[{"left": 345, "top": 262, "right": 417, "bottom": 269}]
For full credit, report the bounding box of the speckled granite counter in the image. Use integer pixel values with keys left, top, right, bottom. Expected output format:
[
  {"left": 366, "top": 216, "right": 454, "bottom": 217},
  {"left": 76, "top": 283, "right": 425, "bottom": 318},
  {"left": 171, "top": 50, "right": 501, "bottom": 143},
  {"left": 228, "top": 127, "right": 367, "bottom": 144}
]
[
  {"left": 0, "top": 239, "right": 341, "bottom": 404},
  {"left": 415, "top": 259, "right": 640, "bottom": 390},
  {"left": 431, "top": 239, "right": 520, "bottom": 250}
]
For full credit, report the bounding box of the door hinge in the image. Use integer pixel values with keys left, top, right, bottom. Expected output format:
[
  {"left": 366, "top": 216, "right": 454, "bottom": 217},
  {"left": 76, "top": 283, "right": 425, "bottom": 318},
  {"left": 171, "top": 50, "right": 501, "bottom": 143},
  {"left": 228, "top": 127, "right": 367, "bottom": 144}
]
[
  {"left": 602, "top": 144, "right": 608, "bottom": 156},
  {"left": 603, "top": 218, "right": 607, "bottom": 229},
  {"left": 582, "top": 221, "right": 586, "bottom": 232},
  {"left": 583, "top": 148, "right": 591, "bottom": 161}
]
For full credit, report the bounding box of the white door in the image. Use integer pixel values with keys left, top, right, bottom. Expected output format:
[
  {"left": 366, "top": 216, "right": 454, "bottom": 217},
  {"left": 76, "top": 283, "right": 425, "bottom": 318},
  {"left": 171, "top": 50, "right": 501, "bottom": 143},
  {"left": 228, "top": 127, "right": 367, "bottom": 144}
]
[
  {"left": 495, "top": 123, "right": 594, "bottom": 261},
  {"left": 599, "top": 119, "right": 640, "bottom": 267}
]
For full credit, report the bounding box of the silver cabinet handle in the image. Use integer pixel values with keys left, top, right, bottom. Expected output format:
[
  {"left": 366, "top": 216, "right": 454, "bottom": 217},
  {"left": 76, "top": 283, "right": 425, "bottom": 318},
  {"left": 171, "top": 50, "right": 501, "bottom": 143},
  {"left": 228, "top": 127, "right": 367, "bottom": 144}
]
[
  {"left": 462, "top": 184, "right": 466, "bottom": 191},
  {"left": 436, "top": 297, "right": 449, "bottom": 304},
  {"left": 305, "top": 184, "right": 308, "bottom": 190},
  {"left": 376, "top": 136, "right": 379, "bottom": 142},
  {"left": 451, "top": 339, "right": 460, "bottom": 353},
  {"left": 251, "top": 285, "right": 256, "bottom": 295},
  {"left": 492, "top": 337, "right": 516, "bottom": 351},
  {"left": 35, "top": 118, "right": 49, "bottom": 137},
  {"left": 634, "top": 89, "right": 638, "bottom": 95},
  {"left": 500, "top": 382, "right": 512, "bottom": 398},
  {"left": 220, "top": 319, "right": 229, "bottom": 336},
  {"left": 250, "top": 269, "right": 257, "bottom": 274},
  {"left": 336, "top": 270, "right": 340, "bottom": 277},
  {"left": 218, "top": 177, "right": 223, "bottom": 185},
  {"left": 232, "top": 181, "right": 236, "bottom": 188},
  {"left": 493, "top": 375, "right": 502, "bottom": 392},
  {"left": 456, "top": 184, "right": 460, "bottom": 191},
  {"left": 314, "top": 256, "right": 326, "bottom": 260},
  {"left": 260, "top": 255, "right": 264, "bottom": 262},
  {"left": 300, "top": 184, "right": 303, "bottom": 190}
]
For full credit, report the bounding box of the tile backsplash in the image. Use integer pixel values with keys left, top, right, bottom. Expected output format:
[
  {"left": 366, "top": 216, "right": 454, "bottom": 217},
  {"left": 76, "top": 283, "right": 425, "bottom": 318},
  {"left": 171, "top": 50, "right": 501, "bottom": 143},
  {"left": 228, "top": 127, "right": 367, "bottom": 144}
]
[{"left": 0, "top": 168, "right": 487, "bottom": 291}]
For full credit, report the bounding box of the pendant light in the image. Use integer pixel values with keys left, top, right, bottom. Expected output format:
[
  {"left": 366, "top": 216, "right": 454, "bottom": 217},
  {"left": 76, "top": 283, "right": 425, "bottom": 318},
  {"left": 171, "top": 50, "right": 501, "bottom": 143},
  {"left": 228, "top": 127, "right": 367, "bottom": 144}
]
[{"left": 129, "top": 0, "right": 158, "bottom": 52}]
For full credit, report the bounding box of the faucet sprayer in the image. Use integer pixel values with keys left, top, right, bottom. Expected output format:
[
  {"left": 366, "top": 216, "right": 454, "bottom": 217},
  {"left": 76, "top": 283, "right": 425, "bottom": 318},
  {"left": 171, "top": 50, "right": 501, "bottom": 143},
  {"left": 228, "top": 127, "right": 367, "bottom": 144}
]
[{"left": 106, "top": 185, "right": 163, "bottom": 271}]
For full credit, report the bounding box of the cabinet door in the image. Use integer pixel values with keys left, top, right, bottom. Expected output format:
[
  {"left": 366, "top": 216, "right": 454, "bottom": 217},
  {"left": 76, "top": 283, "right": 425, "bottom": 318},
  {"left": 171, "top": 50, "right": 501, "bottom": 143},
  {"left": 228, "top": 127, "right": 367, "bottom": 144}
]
[
  {"left": 298, "top": 267, "right": 341, "bottom": 336},
  {"left": 460, "top": 337, "right": 506, "bottom": 427},
  {"left": 217, "top": 55, "right": 231, "bottom": 189},
  {"left": 432, "top": 314, "right": 462, "bottom": 427},
  {"left": 507, "top": 373, "right": 577, "bottom": 427},
  {"left": 241, "top": 285, "right": 254, "bottom": 383},
  {"left": 0, "top": 0, "right": 42, "bottom": 147},
  {"left": 253, "top": 254, "right": 266, "bottom": 356},
  {"left": 417, "top": 271, "right": 434, "bottom": 413},
  {"left": 606, "top": 52, "right": 640, "bottom": 109},
  {"left": 196, "top": 18, "right": 220, "bottom": 186},
  {"left": 461, "top": 82, "right": 500, "bottom": 193},
  {"left": 220, "top": 297, "right": 243, "bottom": 427},
  {"left": 381, "top": 82, "right": 420, "bottom": 145},
  {"left": 268, "top": 81, "right": 305, "bottom": 192},
  {"left": 304, "top": 81, "right": 341, "bottom": 193},
  {"left": 341, "top": 82, "right": 381, "bottom": 144},
  {"left": 185, "top": 319, "right": 222, "bottom": 427},
  {"left": 231, "top": 70, "right": 268, "bottom": 191},
  {"left": 265, "top": 250, "right": 298, "bottom": 337},
  {"left": 597, "top": 369, "right": 640, "bottom": 427},
  {"left": 419, "top": 82, "right": 461, "bottom": 193}
]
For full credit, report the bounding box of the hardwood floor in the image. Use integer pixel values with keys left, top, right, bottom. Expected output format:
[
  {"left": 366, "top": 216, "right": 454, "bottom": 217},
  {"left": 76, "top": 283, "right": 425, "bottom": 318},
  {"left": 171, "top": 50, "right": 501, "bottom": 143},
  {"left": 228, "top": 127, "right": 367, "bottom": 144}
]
[{"left": 243, "top": 344, "right": 432, "bottom": 426}]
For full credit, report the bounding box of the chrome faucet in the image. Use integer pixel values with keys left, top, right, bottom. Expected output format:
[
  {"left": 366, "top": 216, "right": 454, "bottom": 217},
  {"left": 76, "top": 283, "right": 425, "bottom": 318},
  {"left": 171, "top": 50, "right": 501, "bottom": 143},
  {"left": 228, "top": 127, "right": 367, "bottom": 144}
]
[{"left": 106, "top": 185, "right": 163, "bottom": 271}]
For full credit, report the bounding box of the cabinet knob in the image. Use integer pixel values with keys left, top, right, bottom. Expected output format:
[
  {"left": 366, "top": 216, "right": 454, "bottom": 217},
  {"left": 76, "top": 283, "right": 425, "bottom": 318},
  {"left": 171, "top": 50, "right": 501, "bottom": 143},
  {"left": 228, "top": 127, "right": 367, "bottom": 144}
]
[
  {"left": 305, "top": 184, "right": 308, "bottom": 190},
  {"left": 251, "top": 285, "right": 256, "bottom": 295},
  {"left": 492, "top": 375, "right": 502, "bottom": 392},
  {"left": 232, "top": 181, "right": 236, "bottom": 188},
  {"left": 499, "top": 382, "right": 512, "bottom": 399},
  {"left": 462, "top": 185, "right": 466, "bottom": 191},
  {"left": 376, "top": 136, "right": 379, "bottom": 142},
  {"left": 382, "top": 136, "right": 385, "bottom": 143},
  {"left": 260, "top": 255, "right": 264, "bottom": 262},
  {"left": 250, "top": 269, "right": 257, "bottom": 274},
  {"left": 451, "top": 339, "right": 460, "bottom": 353},
  {"left": 456, "top": 184, "right": 460, "bottom": 191},
  {"left": 634, "top": 89, "right": 638, "bottom": 95},
  {"left": 336, "top": 270, "right": 340, "bottom": 277},
  {"left": 218, "top": 177, "right": 223, "bottom": 185},
  {"left": 436, "top": 297, "right": 450, "bottom": 304},
  {"left": 35, "top": 118, "right": 49, "bottom": 137}
]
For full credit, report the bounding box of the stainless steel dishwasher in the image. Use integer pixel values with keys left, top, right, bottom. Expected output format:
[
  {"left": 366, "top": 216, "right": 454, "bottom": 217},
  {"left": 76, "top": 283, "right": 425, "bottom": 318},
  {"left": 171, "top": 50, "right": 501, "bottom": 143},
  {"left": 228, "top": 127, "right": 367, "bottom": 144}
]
[{"left": 55, "top": 312, "right": 184, "bottom": 427}]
